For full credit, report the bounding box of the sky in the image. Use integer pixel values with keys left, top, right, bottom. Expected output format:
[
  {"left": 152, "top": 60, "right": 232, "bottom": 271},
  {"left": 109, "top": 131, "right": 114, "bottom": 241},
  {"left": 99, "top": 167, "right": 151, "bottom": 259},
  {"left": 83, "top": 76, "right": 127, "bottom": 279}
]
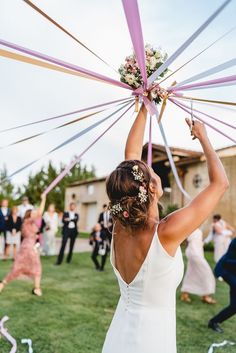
[{"left": 0, "top": 0, "right": 235, "bottom": 187}]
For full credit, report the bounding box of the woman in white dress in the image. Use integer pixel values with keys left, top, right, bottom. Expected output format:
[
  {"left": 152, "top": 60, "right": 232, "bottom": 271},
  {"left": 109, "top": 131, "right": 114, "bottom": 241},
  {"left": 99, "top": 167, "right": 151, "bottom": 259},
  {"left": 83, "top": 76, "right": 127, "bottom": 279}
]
[
  {"left": 181, "top": 228, "right": 216, "bottom": 304},
  {"left": 211, "top": 215, "right": 234, "bottom": 263},
  {"left": 102, "top": 101, "right": 229, "bottom": 353},
  {"left": 42, "top": 204, "right": 59, "bottom": 256}
]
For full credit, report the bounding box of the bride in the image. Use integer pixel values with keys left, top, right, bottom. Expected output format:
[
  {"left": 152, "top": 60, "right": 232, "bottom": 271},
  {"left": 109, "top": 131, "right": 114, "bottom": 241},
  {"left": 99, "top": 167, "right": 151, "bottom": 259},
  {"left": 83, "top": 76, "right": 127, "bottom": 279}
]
[{"left": 102, "top": 102, "right": 229, "bottom": 353}]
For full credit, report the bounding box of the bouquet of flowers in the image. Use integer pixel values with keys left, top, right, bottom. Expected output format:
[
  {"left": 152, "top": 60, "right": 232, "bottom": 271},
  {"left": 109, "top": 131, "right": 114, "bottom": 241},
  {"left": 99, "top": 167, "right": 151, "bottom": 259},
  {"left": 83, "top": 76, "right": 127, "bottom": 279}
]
[{"left": 119, "top": 44, "right": 168, "bottom": 104}]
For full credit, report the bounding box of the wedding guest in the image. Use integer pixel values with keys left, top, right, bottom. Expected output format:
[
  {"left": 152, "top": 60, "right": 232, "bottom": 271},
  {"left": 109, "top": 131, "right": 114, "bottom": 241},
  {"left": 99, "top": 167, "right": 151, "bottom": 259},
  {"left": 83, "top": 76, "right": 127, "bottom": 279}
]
[
  {"left": 181, "top": 228, "right": 216, "bottom": 304},
  {"left": 0, "top": 199, "right": 11, "bottom": 259},
  {"left": 42, "top": 204, "right": 59, "bottom": 256},
  {"left": 18, "top": 196, "right": 34, "bottom": 219},
  {"left": 208, "top": 238, "right": 236, "bottom": 333},
  {"left": 5, "top": 206, "right": 22, "bottom": 260},
  {"left": 56, "top": 202, "right": 79, "bottom": 265},
  {"left": 212, "top": 214, "right": 234, "bottom": 263},
  {"left": 98, "top": 204, "right": 113, "bottom": 245},
  {"left": 0, "top": 194, "right": 46, "bottom": 297},
  {"left": 89, "top": 223, "right": 109, "bottom": 271},
  {"left": 101, "top": 100, "right": 229, "bottom": 353}
]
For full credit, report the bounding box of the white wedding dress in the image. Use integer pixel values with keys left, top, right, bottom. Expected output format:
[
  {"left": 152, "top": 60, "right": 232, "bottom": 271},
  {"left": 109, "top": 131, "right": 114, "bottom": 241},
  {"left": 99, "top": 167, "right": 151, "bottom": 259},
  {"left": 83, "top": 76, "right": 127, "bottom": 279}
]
[{"left": 102, "top": 228, "right": 184, "bottom": 353}]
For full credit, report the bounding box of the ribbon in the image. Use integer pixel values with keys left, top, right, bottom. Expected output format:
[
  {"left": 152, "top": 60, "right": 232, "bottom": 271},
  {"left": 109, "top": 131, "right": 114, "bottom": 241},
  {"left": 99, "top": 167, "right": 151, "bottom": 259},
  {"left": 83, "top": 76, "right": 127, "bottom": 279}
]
[
  {"left": 173, "top": 58, "right": 236, "bottom": 89},
  {"left": 0, "top": 109, "right": 105, "bottom": 149},
  {"left": 169, "top": 98, "right": 236, "bottom": 144},
  {"left": 147, "top": 115, "right": 152, "bottom": 166},
  {"left": 44, "top": 102, "right": 135, "bottom": 194},
  {"left": 21, "top": 339, "right": 33, "bottom": 353},
  {"left": 122, "top": 0, "right": 147, "bottom": 87},
  {"left": 147, "top": 0, "right": 232, "bottom": 87},
  {"left": 0, "top": 97, "right": 133, "bottom": 133},
  {"left": 169, "top": 74, "right": 236, "bottom": 92},
  {"left": 7, "top": 102, "right": 133, "bottom": 179},
  {"left": 158, "top": 121, "right": 191, "bottom": 200},
  {"left": 22, "top": 0, "right": 116, "bottom": 73},
  {"left": 0, "top": 316, "right": 17, "bottom": 353},
  {"left": 159, "top": 25, "right": 236, "bottom": 85},
  {"left": 172, "top": 95, "right": 236, "bottom": 108},
  {"left": 0, "top": 48, "right": 98, "bottom": 82},
  {"left": 0, "top": 39, "right": 131, "bottom": 91},
  {"left": 174, "top": 97, "right": 236, "bottom": 130},
  {"left": 208, "top": 340, "right": 235, "bottom": 353}
]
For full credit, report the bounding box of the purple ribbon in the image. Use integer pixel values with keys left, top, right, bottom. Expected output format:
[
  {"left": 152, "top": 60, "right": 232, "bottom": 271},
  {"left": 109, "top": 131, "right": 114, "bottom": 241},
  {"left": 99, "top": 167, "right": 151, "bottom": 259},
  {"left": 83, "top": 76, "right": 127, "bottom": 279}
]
[
  {"left": 44, "top": 102, "right": 135, "bottom": 194},
  {"left": 147, "top": 115, "right": 152, "bottom": 166},
  {"left": 0, "top": 38, "right": 131, "bottom": 91},
  {"left": 147, "top": 0, "right": 232, "bottom": 87},
  {"left": 174, "top": 98, "right": 236, "bottom": 130},
  {"left": 169, "top": 98, "right": 236, "bottom": 144},
  {"left": 0, "top": 316, "right": 17, "bottom": 353},
  {"left": 169, "top": 74, "right": 236, "bottom": 92},
  {"left": 122, "top": 0, "right": 147, "bottom": 87}
]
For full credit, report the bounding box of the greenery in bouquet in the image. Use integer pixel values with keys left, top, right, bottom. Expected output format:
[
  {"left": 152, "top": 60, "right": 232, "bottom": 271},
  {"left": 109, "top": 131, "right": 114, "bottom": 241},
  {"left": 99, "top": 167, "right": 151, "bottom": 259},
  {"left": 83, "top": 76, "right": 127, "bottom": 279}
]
[{"left": 119, "top": 44, "right": 168, "bottom": 104}]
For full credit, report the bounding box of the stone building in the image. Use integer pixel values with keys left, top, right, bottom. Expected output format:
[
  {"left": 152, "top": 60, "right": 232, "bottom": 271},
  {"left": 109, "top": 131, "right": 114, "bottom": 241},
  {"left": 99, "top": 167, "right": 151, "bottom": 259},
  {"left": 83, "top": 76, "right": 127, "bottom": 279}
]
[{"left": 65, "top": 144, "right": 236, "bottom": 234}]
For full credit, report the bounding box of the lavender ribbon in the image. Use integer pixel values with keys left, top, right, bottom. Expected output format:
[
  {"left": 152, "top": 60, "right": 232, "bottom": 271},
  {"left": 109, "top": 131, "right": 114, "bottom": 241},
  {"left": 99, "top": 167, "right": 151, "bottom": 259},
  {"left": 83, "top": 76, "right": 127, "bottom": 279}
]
[
  {"left": 122, "top": 0, "right": 147, "bottom": 87},
  {"left": 172, "top": 58, "right": 236, "bottom": 89},
  {"left": 0, "top": 97, "right": 133, "bottom": 133},
  {"left": 169, "top": 98, "right": 236, "bottom": 144},
  {"left": 8, "top": 102, "right": 132, "bottom": 179},
  {"left": 158, "top": 122, "right": 191, "bottom": 200},
  {"left": 44, "top": 102, "right": 135, "bottom": 194},
  {"left": 169, "top": 74, "right": 236, "bottom": 92},
  {"left": 147, "top": 0, "right": 232, "bottom": 87},
  {"left": 0, "top": 38, "right": 131, "bottom": 91}
]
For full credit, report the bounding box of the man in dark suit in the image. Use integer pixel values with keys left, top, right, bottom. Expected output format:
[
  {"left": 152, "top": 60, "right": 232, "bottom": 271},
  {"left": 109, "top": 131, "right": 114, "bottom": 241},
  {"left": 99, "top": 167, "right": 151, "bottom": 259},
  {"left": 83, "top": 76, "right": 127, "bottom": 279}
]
[
  {"left": 98, "top": 204, "right": 113, "bottom": 245},
  {"left": 56, "top": 202, "right": 79, "bottom": 265},
  {"left": 208, "top": 238, "right": 236, "bottom": 333},
  {"left": 0, "top": 199, "right": 11, "bottom": 259}
]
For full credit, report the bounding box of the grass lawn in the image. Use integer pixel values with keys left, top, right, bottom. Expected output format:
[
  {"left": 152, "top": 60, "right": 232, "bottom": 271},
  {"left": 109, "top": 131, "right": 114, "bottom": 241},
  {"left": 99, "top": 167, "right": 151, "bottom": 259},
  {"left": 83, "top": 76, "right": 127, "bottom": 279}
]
[{"left": 0, "top": 251, "right": 235, "bottom": 353}]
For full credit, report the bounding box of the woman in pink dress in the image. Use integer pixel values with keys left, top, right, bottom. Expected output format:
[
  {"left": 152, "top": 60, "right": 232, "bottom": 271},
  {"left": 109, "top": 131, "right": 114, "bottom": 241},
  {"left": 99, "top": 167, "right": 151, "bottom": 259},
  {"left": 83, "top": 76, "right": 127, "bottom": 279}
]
[{"left": 0, "top": 194, "right": 46, "bottom": 296}]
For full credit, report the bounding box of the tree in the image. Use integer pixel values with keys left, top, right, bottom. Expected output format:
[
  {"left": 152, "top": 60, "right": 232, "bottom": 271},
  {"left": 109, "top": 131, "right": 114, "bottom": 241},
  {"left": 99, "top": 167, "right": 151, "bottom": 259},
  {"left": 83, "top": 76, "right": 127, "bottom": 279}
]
[
  {"left": 18, "top": 160, "right": 96, "bottom": 211},
  {"left": 0, "top": 165, "right": 15, "bottom": 206}
]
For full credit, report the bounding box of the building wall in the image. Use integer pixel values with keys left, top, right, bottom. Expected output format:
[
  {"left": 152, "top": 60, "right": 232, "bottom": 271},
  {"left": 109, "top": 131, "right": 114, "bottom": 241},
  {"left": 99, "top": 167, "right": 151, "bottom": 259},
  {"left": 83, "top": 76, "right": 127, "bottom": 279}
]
[
  {"left": 170, "top": 155, "right": 236, "bottom": 236},
  {"left": 65, "top": 181, "right": 109, "bottom": 232}
]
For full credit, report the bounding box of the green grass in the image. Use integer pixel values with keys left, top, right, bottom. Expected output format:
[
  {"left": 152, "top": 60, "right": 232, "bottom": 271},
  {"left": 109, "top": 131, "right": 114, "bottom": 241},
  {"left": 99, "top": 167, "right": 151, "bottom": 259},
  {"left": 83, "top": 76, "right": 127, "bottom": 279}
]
[{"left": 0, "top": 252, "right": 235, "bottom": 353}]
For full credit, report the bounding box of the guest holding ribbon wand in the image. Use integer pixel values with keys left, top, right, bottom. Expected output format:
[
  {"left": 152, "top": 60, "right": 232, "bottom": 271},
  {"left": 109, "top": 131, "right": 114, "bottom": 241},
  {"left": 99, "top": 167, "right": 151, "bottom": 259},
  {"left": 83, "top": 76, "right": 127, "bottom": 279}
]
[
  {"left": 0, "top": 194, "right": 46, "bottom": 297},
  {"left": 102, "top": 98, "right": 229, "bottom": 353}
]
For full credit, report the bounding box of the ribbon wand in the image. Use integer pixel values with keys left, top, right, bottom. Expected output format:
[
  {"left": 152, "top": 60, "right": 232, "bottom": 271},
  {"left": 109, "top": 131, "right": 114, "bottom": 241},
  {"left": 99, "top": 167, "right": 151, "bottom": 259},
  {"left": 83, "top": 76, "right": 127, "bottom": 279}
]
[{"left": 0, "top": 316, "right": 17, "bottom": 353}]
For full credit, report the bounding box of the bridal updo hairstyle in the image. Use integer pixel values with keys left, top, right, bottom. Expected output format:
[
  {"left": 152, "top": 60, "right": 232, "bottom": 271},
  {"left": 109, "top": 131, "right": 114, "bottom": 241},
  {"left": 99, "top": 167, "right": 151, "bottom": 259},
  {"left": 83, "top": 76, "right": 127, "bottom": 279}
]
[{"left": 106, "top": 160, "right": 155, "bottom": 229}]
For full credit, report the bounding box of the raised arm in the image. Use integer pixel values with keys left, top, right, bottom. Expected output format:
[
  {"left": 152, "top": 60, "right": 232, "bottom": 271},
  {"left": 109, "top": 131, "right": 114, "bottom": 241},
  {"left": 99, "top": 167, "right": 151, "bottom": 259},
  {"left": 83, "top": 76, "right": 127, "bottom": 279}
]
[
  {"left": 159, "top": 118, "right": 229, "bottom": 255},
  {"left": 38, "top": 194, "right": 46, "bottom": 217},
  {"left": 125, "top": 103, "right": 147, "bottom": 160}
]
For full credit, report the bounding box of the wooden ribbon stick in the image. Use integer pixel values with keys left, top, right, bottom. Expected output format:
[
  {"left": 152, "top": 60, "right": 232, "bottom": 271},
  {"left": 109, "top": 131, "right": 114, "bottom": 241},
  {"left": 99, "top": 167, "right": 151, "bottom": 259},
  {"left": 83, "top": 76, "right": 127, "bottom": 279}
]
[
  {"left": 174, "top": 94, "right": 236, "bottom": 107},
  {"left": 158, "top": 81, "right": 176, "bottom": 123}
]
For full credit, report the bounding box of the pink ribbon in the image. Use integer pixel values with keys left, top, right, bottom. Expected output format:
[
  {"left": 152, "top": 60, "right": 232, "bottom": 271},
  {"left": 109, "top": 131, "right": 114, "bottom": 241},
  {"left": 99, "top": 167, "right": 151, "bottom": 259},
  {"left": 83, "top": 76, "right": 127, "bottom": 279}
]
[
  {"left": 0, "top": 38, "right": 131, "bottom": 91},
  {"left": 122, "top": 0, "right": 147, "bottom": 87},
  {"left": 44, "top": 102, "right": 135, "bottom": 194}
]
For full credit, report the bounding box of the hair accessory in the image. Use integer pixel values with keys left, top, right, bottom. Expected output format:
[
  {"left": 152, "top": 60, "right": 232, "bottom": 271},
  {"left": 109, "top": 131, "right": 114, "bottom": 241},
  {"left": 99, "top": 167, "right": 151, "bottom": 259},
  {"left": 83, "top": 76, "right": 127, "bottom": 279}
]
[
  {"left": 131, "top": 165, "right": 144, "bottom": 182},
  {"left": 110, "top": 203, "right": 123, "bottom": 215},
  {"left": 123, "top": 211, "right": 129, "bottom": 218},
  {"left": 138, "top": 186, "right": 148, "bottom": 203}
]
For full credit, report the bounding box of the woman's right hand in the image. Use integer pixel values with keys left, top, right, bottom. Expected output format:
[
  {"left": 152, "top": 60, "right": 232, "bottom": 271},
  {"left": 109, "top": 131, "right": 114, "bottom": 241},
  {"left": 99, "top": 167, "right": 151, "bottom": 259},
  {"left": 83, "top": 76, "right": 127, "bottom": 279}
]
[{"left": 185, "top": 118, "right": 208, "bottom": 141}]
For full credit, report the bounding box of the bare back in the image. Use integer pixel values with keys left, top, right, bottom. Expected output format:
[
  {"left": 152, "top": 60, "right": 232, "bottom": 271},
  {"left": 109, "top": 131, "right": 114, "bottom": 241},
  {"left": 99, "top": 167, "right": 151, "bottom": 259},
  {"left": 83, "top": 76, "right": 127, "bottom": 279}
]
[{"left": 113, "top": 222, "right": 158, "bottom": 285}]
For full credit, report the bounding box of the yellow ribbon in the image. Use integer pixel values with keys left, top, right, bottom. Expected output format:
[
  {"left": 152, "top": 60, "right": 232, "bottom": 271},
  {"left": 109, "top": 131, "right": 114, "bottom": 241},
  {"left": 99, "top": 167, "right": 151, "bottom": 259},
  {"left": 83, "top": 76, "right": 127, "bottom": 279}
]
[{"left": 175, "top": 95, "right": 236, "bottom": 107}]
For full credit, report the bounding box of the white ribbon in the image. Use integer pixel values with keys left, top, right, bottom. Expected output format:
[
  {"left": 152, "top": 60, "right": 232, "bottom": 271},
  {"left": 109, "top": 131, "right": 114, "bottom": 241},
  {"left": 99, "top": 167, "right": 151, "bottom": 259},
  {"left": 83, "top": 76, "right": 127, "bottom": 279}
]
[
  {"left": 21, "top": 338, "right": 34, "bottom": 353},
  {"left": 208, "top": 340, "right": 235, "bottom": 353},
  {"left": 0, "top": 316, "right": 17, "bottom": 353}
]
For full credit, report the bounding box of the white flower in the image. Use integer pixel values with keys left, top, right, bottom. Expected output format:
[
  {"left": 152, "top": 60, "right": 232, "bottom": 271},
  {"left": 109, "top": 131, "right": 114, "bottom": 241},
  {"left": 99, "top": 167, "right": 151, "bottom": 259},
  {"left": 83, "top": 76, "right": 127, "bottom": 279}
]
[
  {"left": 125, "top": 73, "right": 136, "bottom": 85},
  {"left": 149, "top": 56, "right": 158, "bottom": 70}
]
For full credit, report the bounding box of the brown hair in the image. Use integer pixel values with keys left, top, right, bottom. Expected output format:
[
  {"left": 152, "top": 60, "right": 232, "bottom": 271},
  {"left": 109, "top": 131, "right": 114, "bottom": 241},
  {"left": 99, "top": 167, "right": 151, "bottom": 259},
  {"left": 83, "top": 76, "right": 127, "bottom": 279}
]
[
  {"left": 106, "top": 160, "right": 154, "bottom": 229},
  {"left": 24, "top": 209, "right": 32, "bottom": 220}
]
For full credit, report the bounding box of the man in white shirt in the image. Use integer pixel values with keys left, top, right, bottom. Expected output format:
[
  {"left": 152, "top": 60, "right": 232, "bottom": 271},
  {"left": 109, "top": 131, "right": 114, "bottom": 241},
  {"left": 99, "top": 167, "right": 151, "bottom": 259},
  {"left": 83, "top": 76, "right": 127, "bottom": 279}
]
[{"left": 18, "top": 196, "right": 34, "bottom": 219}]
